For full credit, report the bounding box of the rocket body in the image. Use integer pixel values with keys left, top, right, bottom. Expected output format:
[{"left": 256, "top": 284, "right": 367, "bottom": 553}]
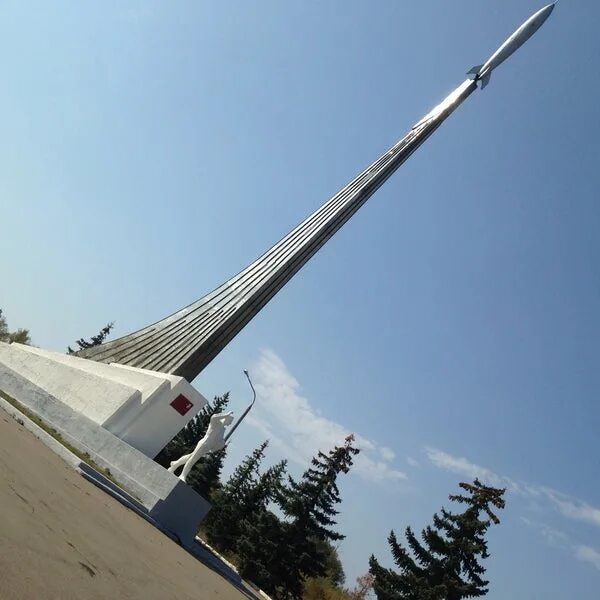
[{"left": 468, "top": 3, "right": 556, "bottom": 89}]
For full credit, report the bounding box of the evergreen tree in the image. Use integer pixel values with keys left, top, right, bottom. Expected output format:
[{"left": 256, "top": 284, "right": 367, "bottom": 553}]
[
  {"left": 204, "top": 441, "right": 282, "bottom": 553},
  {"left": 0, "top": 309, "right": 7, "bottom": 341},
  {"left": 155, "top": 393, "right": 230, "bottom": 499},
  {"left": 68, "top": 322, "right": 114, "bottom": 353},
  {"left": 276, "top": 434, "right": 360, "bottom": 598},
  {"left": 296, "top": 540, "right": 347, "bottom": 596},
  {"left": 316, "top": 538, "right": 346, "bottom": 587},
  {"left": 281, "top": 434, "right": 359, "bottom": 540},
  {"left": 369, "top": 479, "right": 506, "bottom": 600},
  {"left": 234, "top": 459, "right": 289, "bottom": 593},
  {"left": 187, "top": 448, "right": 227, "bottom": 499},
  {"left": 0, "top": 308, "right": 31, "bottom": 345},
  {"left": 243, "top": 458, "right": 288, "bottom": 525},
  {"left": 236, "top": 508, "right": 285, "bottom": 594}
]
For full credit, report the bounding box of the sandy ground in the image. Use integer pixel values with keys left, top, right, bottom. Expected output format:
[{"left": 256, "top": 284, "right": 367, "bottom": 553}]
[{"left": 0, "top": 411, "right": 248, "bottom": 600}]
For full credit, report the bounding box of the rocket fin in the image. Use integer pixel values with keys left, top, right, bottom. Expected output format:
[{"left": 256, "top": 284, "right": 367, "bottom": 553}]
[
  {"left": 480, "top": 72, "right": 491, "bottom": 89},
  {"left": 467, "top": 64, "right": 483, "bottom": 78}
]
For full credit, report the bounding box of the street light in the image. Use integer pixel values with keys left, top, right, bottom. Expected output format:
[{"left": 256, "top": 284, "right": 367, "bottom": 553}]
[{"left": 224, "top": 369, "right": 257, "bottom": 444}]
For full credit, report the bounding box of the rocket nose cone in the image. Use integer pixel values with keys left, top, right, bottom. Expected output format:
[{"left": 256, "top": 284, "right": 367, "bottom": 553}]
[{"left": 540, "top": 3, "right": 555, "bottom": 21}]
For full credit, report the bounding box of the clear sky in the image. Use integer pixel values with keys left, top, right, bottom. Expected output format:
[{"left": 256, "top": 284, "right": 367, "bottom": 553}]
[{"left": 1, "top": 1, "right": 599, "bottom": 597}]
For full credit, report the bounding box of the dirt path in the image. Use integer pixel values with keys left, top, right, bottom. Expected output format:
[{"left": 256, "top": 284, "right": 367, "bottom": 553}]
[{"left": 0, "top": 411, "right": 248, "bottom": 600}]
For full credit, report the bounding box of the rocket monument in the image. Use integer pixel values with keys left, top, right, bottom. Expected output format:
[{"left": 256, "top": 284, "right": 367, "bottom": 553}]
[{"left": 78, "top": 4, "right": 558, "bottom": 383}]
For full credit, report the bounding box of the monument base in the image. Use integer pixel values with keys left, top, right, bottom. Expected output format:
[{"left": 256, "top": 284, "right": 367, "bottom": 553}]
[
  {"left": 0, "top": 343, "right": 212, "bottom": 545},
  {"left": 0, "top": 342, "right": 207, "bottom": 458}
]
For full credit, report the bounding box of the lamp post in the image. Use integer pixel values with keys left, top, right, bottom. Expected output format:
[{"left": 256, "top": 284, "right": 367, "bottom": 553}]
[{"left": 224, "top": 369, "right": 257, "bottom": 444}]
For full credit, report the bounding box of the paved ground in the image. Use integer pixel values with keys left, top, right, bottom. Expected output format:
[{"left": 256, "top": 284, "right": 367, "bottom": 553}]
[{"left": 0, "top": 411, "right": 248, "bottom": 600}]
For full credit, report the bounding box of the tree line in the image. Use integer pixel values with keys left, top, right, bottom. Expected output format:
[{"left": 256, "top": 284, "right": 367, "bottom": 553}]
[
  {"left": 0, "top": 308, "right": 31, "bottom": 345},
  {"left": 0, "top": 308, "right": 110, "bottom": 352},
  {"left": 156, "top": 393, "right": 363, "bottom": 599},
  {"left": 156, "top": 394, "right": 507, "bottom": 600},
  {"left": 1, "top": 311, "right": 508, "bottom": 599}
]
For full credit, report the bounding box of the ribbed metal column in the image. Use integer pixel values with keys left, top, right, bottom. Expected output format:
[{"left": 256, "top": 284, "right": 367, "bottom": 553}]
[{"left": 77, "top": 80, "right": 478, "bottom": 382}]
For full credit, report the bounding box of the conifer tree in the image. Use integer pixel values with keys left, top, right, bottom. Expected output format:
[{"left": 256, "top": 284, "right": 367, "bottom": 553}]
[
  {"left": 245, "top": 458, "right": 288, "bottom": 515},
  {"left": 315, "top": 538, "right": 346, "bottom": 587},
  {"left": 277, "top": 434, "right": 360, "bottom": 598},
  {"left": 236, "top": 508, "right": 285, "bottom": 594},
  {"left": 204, "top": 440, "right": 276, "bottom": 552},
  {"left": 0, "top": 309, "right": 7, "bottom": 341},
  {"left": 187, "top": 448, "right": 227, "bottom": 499},
  {"left": 67, "top": 322, "right": 113, "bottom": 353},
  {"left": 234, "top": 459, "right": 289, "bottom": 592},
  {"left": 369, "top": 479, "right": 506, "bottom": 600},
  {"left": 281, "top": 434, "right": 359, "bottom": 540}
]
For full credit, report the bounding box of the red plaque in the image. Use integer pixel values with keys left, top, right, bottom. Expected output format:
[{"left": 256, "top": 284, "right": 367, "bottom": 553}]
[{"left": 170, "top": 394, "right": 193, "bottom": 416}]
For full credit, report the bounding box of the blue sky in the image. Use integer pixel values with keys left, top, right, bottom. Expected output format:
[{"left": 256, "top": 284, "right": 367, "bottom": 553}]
[{"left": 1, "top": 1, "right": 599, "bottom": 596}]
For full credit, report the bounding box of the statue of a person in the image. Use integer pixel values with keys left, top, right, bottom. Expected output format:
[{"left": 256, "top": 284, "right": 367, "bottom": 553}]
[{"left": 168, "top": 411, "right": 234, "bottom": 482}]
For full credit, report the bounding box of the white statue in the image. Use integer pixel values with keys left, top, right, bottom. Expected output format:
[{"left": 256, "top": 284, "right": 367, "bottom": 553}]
[{"left": 168, "top": 411, "right": 234, "bottom": 482}]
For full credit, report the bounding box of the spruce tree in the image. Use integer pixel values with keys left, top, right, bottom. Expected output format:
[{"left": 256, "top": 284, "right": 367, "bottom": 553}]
[
  {"left": 68, "top": 322, "right": 113, "bottom": 353},
  {"left": 204, "top": 446, "right": 289, "bottom": 595},
  {"left": 236, "top": 508, "right": 285, "bottom": 594},
  {"left": 276, "top": 434, "right": 360, "bottom": 598},
  {"left": 369, "top": 479, "right": 506, "bottom": 600},
  {"left": 315, "top": 538, "right": 345, "bottom": 587},
  {"left": 235, "top": 460, "right": 289, "bottom": 594},
  {"left": 204, "top": 440, "right": 272, "bottom": 553},
  {"left": 187, "top": 448, "right": 227, "bottom": 499},
  {"left": 245, "top": 458, "right": 288, "bottom": 516},
  {"left": 281, "top": 434, "right": 359, "bottom": 540},
  {"left": 0, "top": 309, "right": 7, "bottom": 341}
]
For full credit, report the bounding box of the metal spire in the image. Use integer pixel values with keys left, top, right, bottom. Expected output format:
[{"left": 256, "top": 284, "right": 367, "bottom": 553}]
[{"left": 77, "top": 79, "right": 477, "bottom": 382}]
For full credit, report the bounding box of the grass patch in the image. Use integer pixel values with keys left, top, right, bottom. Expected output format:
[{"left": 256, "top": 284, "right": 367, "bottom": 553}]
[{"left": 0, "top": 389, "right": 117, "bottom": 486}]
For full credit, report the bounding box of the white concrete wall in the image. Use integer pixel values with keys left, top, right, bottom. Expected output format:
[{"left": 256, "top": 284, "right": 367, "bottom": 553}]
[
  {"left": 18, "top": 344, "right": 171, "bottom": 402},
  {"left": 111, "top": 364, "right": 208, "bottom": 458},
  {"left": 0, "top": 343, "right": 208, "bottom": 459},
  {"left": 0, "top": 343, "right": 140, "bottom": 424}
]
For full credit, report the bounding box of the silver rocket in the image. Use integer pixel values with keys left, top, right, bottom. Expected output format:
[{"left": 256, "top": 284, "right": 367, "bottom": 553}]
[
  {"left": 468, "top": 2, "right": 557, "bottom": 89},
  {"left": 75, "top": 5, "right": 559, "bottom": 382}
]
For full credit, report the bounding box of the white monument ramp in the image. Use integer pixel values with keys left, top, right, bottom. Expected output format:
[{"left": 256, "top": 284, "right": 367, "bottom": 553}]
[
  {"left": 0, "top": 342, "right": 206, "bottom": 458},
  {"left": 0, "top": 341, "right": 212, "bottom": 545}
]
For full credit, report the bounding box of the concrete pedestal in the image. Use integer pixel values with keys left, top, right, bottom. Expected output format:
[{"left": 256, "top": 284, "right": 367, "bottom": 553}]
[
  {"left": 0, "top": 342, "right": 207, "bottom": 458},
  {"left": 0, "top": 342, "right": 213, "bottom": 544},
  {"left": 0, "top": 359, "right": 211, "bottom": 544}
]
